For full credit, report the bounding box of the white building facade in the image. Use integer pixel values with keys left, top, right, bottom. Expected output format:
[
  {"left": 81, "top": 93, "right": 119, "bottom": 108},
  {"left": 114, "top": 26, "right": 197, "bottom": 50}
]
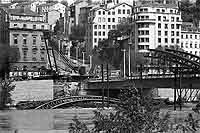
[
  {"left": 86, "top": 3, "right": 132, "bottom": 54},
  {"left": 135, "top": 3, "right": 182, "bottom": 52},
  {"left": 181, "top": 23, "right": 200, "bottom": 56}
]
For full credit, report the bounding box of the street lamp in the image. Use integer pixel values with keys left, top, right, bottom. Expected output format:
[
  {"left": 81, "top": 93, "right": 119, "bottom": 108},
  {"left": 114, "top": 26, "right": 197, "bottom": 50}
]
[
  {"left": 89, "top": 55, "right": 92, "bottom": 69},
  {"left": 128, "top": 41, "right": 132, "bottom": 79},
  {"left": 82, "top": 52, "right": 85, "bottom": 65}
]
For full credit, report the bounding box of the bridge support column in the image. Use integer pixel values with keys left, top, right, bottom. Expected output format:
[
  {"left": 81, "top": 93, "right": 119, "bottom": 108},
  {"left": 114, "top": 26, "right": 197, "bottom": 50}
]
[{"left": 174, "top": 71, "right": 177, "bottom": 111}]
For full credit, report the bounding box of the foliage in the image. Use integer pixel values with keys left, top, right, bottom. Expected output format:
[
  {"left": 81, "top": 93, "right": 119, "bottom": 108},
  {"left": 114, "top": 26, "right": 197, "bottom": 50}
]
[
  {"left": 180, "top": 0, "right": 200, "bottom": 27},
  {"left": 69, "top": 88, "right": 200, "bottom": 132},
  {"left": 0, "top": 80, "right": 15, "bottom": 109},
  {"left": 0, "top": 43, "right": 20, "bottom": 79}
]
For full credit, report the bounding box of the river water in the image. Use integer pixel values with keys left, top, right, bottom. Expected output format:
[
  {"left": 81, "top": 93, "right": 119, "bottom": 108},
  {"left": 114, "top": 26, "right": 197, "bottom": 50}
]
[
  {"left": 2, "top": 80, "right": 195, "bottom": 133},
  {"left": 0, "top": 108, "right": 95, "bottom": 133}
]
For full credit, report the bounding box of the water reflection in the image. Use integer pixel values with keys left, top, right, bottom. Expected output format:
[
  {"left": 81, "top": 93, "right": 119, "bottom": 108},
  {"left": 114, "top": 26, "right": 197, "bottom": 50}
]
[
  {"left": 0, "top": 109, "right": 94, "bottom": 133},
  {"left": 0, "top": 115, "right": 11, "bottom": 130}
]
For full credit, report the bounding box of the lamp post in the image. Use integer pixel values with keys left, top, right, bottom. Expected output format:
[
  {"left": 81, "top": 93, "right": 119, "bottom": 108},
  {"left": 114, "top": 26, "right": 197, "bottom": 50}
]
[
  {"left": 128, "top": 41, "right": 132, "bottom": 79},
  {"left": 82, "top": 52, "right": 85, "bottom": 65},
  {"left": 121, "top": 49, "right": 126, "bottom": 78},
  {"left": 89, "top": 55, "right": 92, "bottom": 69}
]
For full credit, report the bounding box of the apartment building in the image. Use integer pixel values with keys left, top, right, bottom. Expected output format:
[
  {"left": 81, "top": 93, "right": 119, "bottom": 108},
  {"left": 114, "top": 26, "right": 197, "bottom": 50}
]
[
  {"left": 135, "top": 3, "right": 182, "bottom": 52},
  {"left": 181, "top": 22, "right": 200, "bottom": 56},
  {"left": 8, "top": 8, "right": 49, "bottom": 71},
  {"left": 86, "top": 2, "right": 132, "bottom": 55}
]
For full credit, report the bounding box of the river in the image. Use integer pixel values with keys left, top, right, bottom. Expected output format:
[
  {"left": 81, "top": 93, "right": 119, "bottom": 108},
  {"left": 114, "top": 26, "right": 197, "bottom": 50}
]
[
  {"left": 0, "top": 108, "right": 95, "bottom": 133},
  {"left": 3, "top": 80, "right": 197, "bottom": 133}
]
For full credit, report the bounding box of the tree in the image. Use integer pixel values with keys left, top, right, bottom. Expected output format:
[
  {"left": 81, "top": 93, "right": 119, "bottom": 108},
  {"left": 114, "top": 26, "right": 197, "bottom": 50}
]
[
  {"left": 69, "top": 88, "right": 200, "bottom": 132},
  {"left": 0, "top": 80, "right": 15, "bottom": 109},
  {"left": 0, "top": 43, "right": 20, "bottom": 79}
]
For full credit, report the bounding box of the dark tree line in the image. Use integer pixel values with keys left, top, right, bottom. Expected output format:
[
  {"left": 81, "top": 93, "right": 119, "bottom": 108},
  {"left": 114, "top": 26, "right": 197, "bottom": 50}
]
[{"left": 180, "top": 0, "right": 200, "bottom": 27}]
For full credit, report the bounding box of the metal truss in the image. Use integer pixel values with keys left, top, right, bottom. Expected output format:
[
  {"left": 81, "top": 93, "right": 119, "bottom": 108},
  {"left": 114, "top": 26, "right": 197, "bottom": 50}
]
[{"left": 35, "top": 96, "right": 119, "bottom": 109}]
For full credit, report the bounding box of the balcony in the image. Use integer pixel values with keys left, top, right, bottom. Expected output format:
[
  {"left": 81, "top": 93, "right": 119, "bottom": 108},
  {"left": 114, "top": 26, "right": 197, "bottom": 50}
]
[
  {"left": 136, "top": 19, "right": 156, "bottom": 23},
  {"left": 32, "top": 47, "right": 38, "bottom": 51}
]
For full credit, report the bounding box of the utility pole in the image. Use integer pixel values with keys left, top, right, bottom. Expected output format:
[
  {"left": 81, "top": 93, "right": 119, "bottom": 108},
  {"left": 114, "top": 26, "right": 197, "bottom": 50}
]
[
  {"left": 106, "top": 64, "right": 109, "bottom": 108},
  {"left": 122, "top": 49, "right": 126, "bottom": 78},
  {"left": 76, "top": 47, "right": 78, "bottom": 63}
]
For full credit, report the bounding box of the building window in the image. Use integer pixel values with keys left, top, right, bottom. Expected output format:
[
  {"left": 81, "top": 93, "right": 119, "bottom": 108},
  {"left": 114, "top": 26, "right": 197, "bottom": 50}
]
[
  {"left": 176, "top": 32, "right": 179, "bottom": 36},
  {"left": 118, "top": 9, "right": 121, "bottom": 14},
  {"left": 94, "top": 31, "right": 97, "bottom": 36},
  {"left": 112, "top": 11, "right": 115, "bottom": 15},
  {"left": 94, "top": 25, "right": 97, "bottom": 29},
  {"left": 103, "top": 31, "right": 105, "bottom": 36},
  {"left": 94, "top": 38, "right": 97, "bottom": 43},
  {"left": 14, "top": 24, "right": 18, "bottom": 27},
  {"left": 33, "top": 25, "right": 36, "bottom": 29},
  {"left": 112, "top": 18, "right": 115, "bottom": 22},
  {"left": 190, "top": 35, "right": 192, "bottom": 39},
  {"left": 23, "top": 38, "right": 27, "bottom": 44},
  {"left": 186, "top": 35, "right": 188, "bottom": 38},
  {"left": 165, "top": 24, "right": 168, "bottom": 29},
  {"left": 158, "top": 23, "right": 161, "bottom": 28},
  {"left": 171, "top": 17, "right": 174, "bottom": 22},
  {"left": 103, "top": 11, "right": 105, "bottom": 15},
  {"left": 23, "top": 24, "right": 27, "bottom": 28},
  {"left": 98, "top": 32, "right": 101, "bottom": 36},
  {"left": 14, "top": 37, "right": 18, "bottom": 44},
  {"left": 195, "top": 44, "right": 197, "bottom": 48},
  {"left": 123, "top": 9, "right": 125, "bottom": 14},
  {"left": 98, "top": 18, "right": 101, "bottom": 22},
  {"left": 108, "top": 18, "right": 111, "bottom": 22},
  {"left": 127, "top": 9, "right": 130, "bottom": 14},
  {"left": 165, "top": 31, "right": 168, "bottom": 36},
  {"left": 176, "top": 24, "right": 180, "bottom": 29},
  {"left": 165, "top": 38, "right": 168, "bottom": 43},
  {"left": 108, "top": 11, "right": 111, "bottom": 15},
  {"left": 181, "top": 35, "right": 183, "bottom": 38},
  {"left": 171, "top": 24, "right": 174, "bottom": 29},
  {"left": 195, "top": 35, "right": 197, "bottom": 39},
  {"left": 176, "top": 39, "right": 180, "bottom": 44},
  {"left": 171, "top": 31, "right": 174, "bottom": 36},
  {"left": 108, "top": 25, "right": 111, "bottom": 29},
  {"left": 176, "top": 17, "right": 179, "bottom": 21},
  {"left": 158, "top": 16, "right": 161, "bottom": 21},
  {"left": 98, "top": 25, "right": 101, "bottom": 29},
  {"left": 162, "top": 9, "right": 165, "bottom": 12},
  {"left": 190, "top": 43, "right": 193, "bottom": 48},
  {"left": 171, "top": 38, "right": 174, "bottom": 43},
  {"left": 158, "top": 38, "right": 161, "bottom": 43},
  {"left": 41, "top": 25, "right": 44, "bottom": 29},
  {"left": 156, "top": 9, "right": 160, "bottom": 12},
  {"left": 103, "top": 25, "right": 105, "bottom": 29},
  {"left": 118, "top": 17, "right": 121, "bottom": 22},
  {"left": 158, "top": 31, "right": 161, "bottom": 36},
  {"left": 98, "top": 11, "right": 101, "bottom": 15},
  {"left": 33, "top": 37, "right": 36, "bottom": 45}
]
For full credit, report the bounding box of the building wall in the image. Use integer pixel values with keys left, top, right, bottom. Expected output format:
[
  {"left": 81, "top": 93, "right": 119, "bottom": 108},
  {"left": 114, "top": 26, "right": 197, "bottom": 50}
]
[
  {"left": 136, "top": 4, "right": 182, "bottom": 52},
  {"left": 87, "top": 2, "right": 132, "bottom": 54},
  {"left": 9, "top": 12, "right": 49, "bottom": 71},
  {"left": 181, "top": 30, "right": 200, "bottom": 56}
]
